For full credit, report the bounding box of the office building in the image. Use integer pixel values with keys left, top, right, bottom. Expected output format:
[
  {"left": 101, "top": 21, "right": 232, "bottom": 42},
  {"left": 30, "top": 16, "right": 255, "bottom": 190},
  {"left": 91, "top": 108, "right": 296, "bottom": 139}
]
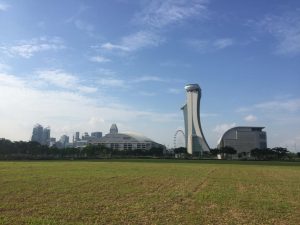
[
  {"left": 75, "top": 132, "right": 80, "bottom": 141},
  {"left": 91, "top": 132, "right": 102, "bottom": 139},
  {"left": 218, "top": 127, "right": 267, "bottom": 154},
  {"left": 42, "top": 126, "right": 51, "bottom": 146},
  {"left": 59, "top": 135, "right": 69, "bottom": 148},
  {"left": 31, "top": 124, "right": 43, "bottom": 144},
  {"left": 31, "top": 124, "right": 51, "bottom": 146}
]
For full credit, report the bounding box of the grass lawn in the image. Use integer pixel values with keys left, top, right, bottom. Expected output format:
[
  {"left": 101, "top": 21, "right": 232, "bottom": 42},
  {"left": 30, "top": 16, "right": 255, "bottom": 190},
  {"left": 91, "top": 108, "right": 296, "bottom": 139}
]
[{"left": 0, "top": 160, "right": 299, "bottom": 225}]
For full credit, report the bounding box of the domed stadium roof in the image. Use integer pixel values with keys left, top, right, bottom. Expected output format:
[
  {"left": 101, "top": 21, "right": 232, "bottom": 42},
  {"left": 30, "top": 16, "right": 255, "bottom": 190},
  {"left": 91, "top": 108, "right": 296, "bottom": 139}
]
[
  {"left": 122, "top": 132, "right": 154, "bottom": 142},
  {"left": 100, "top": 132, "right": 154, "bottom": 143}
]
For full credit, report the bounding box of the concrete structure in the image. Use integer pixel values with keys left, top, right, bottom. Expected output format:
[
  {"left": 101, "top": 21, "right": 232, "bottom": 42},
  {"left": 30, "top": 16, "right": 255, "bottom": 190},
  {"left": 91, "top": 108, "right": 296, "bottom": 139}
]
[
  {"left": 94, "top": 124, "right": 164, "bottom": 151},
  {"left": 218, "top": 127, "right": 267, "bottom": 154},
  {"left": 181, "top": 84, "right": 210, "bottom": 155}
]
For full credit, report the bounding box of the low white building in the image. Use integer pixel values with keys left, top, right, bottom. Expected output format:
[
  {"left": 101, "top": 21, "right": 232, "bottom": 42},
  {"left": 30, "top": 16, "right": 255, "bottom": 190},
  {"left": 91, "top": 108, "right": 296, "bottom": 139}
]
[{"left": 93, "top": 124, "right": 164, "bottom": 151}]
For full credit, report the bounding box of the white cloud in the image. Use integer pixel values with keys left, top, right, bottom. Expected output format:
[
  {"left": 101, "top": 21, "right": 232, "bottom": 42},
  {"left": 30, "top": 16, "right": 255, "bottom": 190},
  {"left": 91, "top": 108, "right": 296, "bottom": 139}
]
[
  {"left": 213, "top": 123, "right": 236, "bottom": 138},
  {"left": 97, "top": 68, "right": 116, "bottom": 76},
  {"left": 2, "top": 37, "right": 65, "bottom": 58},
  {"left": 0, "top": 72, "right": 25, "bottom": 88},
  {"left": 167, "top": 88, "right": 181, "bottom": 94},
  {"left": 186, "top": 38, "right": 234, "bottom": 52},
  {"left": 213, "top": 38, "right": 234, "bottom": 49},
  {"left": 89, "top": 55, "right": 111, "bottom": 63},
  {"left": 139, "top": 91, "right": 157, "bottom": 97},
  {"left": 244, "top": 114, "right": 257, "bottom": 122},
  {"left": 101, "top": 31, "right": 164, "bottom": 52},
  {"left": 65, "top": 5, "right": 96, "bottom": 37},
  {"left": 0, "top": 62, "right": 10, "bottom": 72},
  {"left": 74, "top": 19, "right": 94, "bottom": 33},
  {"left": 96, "top": 74, "right": 172, "bottom": 89},
  {"left": 77, "top": 86, "right": 98, "bottom": 93},
  {"left": 37, "top": 69, "right": 97, "bottom": 93},
  {"left": 255, "top": 99, "right": 300, "bottom": 112},
  {"left": 132, "top": 75, "right": 164, "bottom": 83},
  {"left": 101, "top": 42, "right": 130, "bottom": 51},
  {"left": 0, "top": 2, "right": 9, "bottom": 11},
  {"left": 134, "top": 0, "right": 209, "bottom": 28},
  {"left": 97, "top": 78, "right": 127, "bottom": 88},
  {"left": 258, "top": 10, "right": 300, "bottom": 55},
  {"left": 0, "top": 72, "right": 182, "bottom": 146}
]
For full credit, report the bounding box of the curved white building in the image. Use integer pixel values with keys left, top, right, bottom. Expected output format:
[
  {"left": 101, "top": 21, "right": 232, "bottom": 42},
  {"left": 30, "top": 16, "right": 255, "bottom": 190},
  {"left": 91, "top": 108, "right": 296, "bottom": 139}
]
[
  {"left": 218, "top": 126, "right": 267, "bottom": 154},
  {"left": 181, "top": 84, "right": 210, "bottom": 155},
  {"left": 94, "top": 124, "right": 164, "bottom": 151}
]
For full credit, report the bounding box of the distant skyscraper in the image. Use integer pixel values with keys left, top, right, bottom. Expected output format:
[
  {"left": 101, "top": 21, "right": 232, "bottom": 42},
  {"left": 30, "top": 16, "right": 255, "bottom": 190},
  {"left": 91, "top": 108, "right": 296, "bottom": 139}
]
[
  {"left": 31, "top": 124, "right": 51, "bottom": 146},
  {"left": 59, "top": 135, "right": 69, "bottom": 148},
  {"left": 75, "top": 132, "right": 80, "bottom": 141},
  {"left": 91, "top": 132, "right": 102, "bottom": 139},
  {"left": 110, "top": 124, "right": 118, "bottom": 134},
  {"left": 31, "top": 124, "right": 43, "bottom": 144},
  {"left": 42, "top": 126, "right": 51, "bottom": 145},
  {"left": 181, "top": 84, "right": 210, "bottom": 155},
  {"left": 82, "top": 132, "right": 89, "bottom": 140},
  {"left": 49, "top": 138, "right": 56, "bottom": 147}
]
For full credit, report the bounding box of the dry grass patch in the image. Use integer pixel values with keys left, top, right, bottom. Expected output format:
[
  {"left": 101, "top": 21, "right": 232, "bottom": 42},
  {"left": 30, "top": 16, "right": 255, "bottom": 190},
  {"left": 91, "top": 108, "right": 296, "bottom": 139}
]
[{"left": 0, "top": 160, "right": 299, "bottom": 225}]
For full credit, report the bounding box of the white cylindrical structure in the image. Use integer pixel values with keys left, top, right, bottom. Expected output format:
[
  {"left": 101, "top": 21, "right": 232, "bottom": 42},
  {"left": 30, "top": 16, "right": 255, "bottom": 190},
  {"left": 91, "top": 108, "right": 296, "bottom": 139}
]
[{"left": 181, "top": 84, "right": 210, "bottom": 155}]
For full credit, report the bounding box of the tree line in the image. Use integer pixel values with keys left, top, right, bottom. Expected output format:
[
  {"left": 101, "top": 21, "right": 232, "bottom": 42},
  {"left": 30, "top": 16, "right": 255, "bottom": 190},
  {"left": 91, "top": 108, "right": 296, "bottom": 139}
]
[
  {"left": 0, "top": 139, "right": 164, "bottom": 159},
  {"left": 173, "top": 146, "right": 300, "bottom": 160},
  {"left": 1, "top": 138, "right": 299, "bottom": 160}
]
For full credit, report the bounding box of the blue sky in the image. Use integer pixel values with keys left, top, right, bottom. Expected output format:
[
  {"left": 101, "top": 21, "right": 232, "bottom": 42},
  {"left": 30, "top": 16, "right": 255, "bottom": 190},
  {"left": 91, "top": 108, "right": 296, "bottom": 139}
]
[{"left": 0, "top": 0, "right": 300, "bottom": 151}]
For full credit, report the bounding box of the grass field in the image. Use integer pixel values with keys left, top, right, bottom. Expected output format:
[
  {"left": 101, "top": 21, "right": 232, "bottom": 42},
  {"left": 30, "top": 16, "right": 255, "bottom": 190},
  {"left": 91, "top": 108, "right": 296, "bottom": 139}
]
[{"left": 0, "top": 160, "right": 299, "bottom": 225}]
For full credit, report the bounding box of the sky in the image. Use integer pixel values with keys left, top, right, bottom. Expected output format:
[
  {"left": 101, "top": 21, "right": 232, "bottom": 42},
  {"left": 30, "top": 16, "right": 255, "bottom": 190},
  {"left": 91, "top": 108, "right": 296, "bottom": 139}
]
[{"left": 0, "top": 0, "right": 300, "bottom": 151}]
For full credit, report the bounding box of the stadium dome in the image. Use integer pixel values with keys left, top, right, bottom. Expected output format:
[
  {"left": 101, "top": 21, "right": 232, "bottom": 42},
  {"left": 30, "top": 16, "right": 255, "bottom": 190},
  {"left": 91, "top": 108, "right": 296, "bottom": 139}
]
[{"left": 94, "top": 124, "right": 164, "bottom": 151}]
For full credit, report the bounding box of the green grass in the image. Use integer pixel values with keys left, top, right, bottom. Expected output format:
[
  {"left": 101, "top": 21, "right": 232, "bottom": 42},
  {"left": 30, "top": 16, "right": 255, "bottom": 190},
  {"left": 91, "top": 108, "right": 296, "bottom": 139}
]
[{"left": 0, "top": 160, "right": 299, "bottom": 225}]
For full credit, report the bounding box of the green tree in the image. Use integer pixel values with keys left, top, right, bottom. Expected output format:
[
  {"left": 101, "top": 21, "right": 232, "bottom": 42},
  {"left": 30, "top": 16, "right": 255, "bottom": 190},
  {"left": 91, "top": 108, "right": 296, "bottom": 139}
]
[
  {"left": 209, "top": 148, "right": 220, "bottom": 156},
  {"left": 272, "top": 147, "right": 289, "bottom": 160},
  {"left": 219, "top": 146, "right": 237, "bottom": 159},
  {"left": 174, "top": 147, "right": 187, "bottom": 154}
]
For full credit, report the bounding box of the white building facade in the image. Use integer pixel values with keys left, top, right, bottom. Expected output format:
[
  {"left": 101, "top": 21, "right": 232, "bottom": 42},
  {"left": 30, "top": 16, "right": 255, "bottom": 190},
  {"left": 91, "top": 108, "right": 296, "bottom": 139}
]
[
  {"left": 181, "top": 84, "right": 210, "bottom": 155},
  {"left": 93, "top": 124, "right": 164, "bottom": 151}
]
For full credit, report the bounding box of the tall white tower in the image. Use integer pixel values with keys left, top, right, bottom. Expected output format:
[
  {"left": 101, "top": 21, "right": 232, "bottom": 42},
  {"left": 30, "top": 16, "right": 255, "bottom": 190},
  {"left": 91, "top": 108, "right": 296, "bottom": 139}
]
[{"left": 181, "top": 84, "right": 210, "bottom": 155}]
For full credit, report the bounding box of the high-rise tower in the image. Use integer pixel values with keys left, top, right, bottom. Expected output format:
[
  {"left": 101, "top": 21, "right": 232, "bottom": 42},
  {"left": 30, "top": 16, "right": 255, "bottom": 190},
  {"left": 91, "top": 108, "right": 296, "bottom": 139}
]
[
  {"left": 181, "top": 84, "right": 210, "bottom": 155},
  {"left": 31, "top": 124, "right": 51, "bottom": 146},
  {"left": 31, "top": 124, "right": 43, "bottom": 144},
  {"left": 110, "top": 124, "right": 118, "bottom": 134}
]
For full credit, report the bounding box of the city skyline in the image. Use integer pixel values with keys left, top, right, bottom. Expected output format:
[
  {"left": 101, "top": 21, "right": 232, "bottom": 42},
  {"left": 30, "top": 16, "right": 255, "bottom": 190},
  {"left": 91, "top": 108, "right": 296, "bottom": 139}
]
[{"left": 0, "top": 1, "right": 300, "bottom": 151}]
